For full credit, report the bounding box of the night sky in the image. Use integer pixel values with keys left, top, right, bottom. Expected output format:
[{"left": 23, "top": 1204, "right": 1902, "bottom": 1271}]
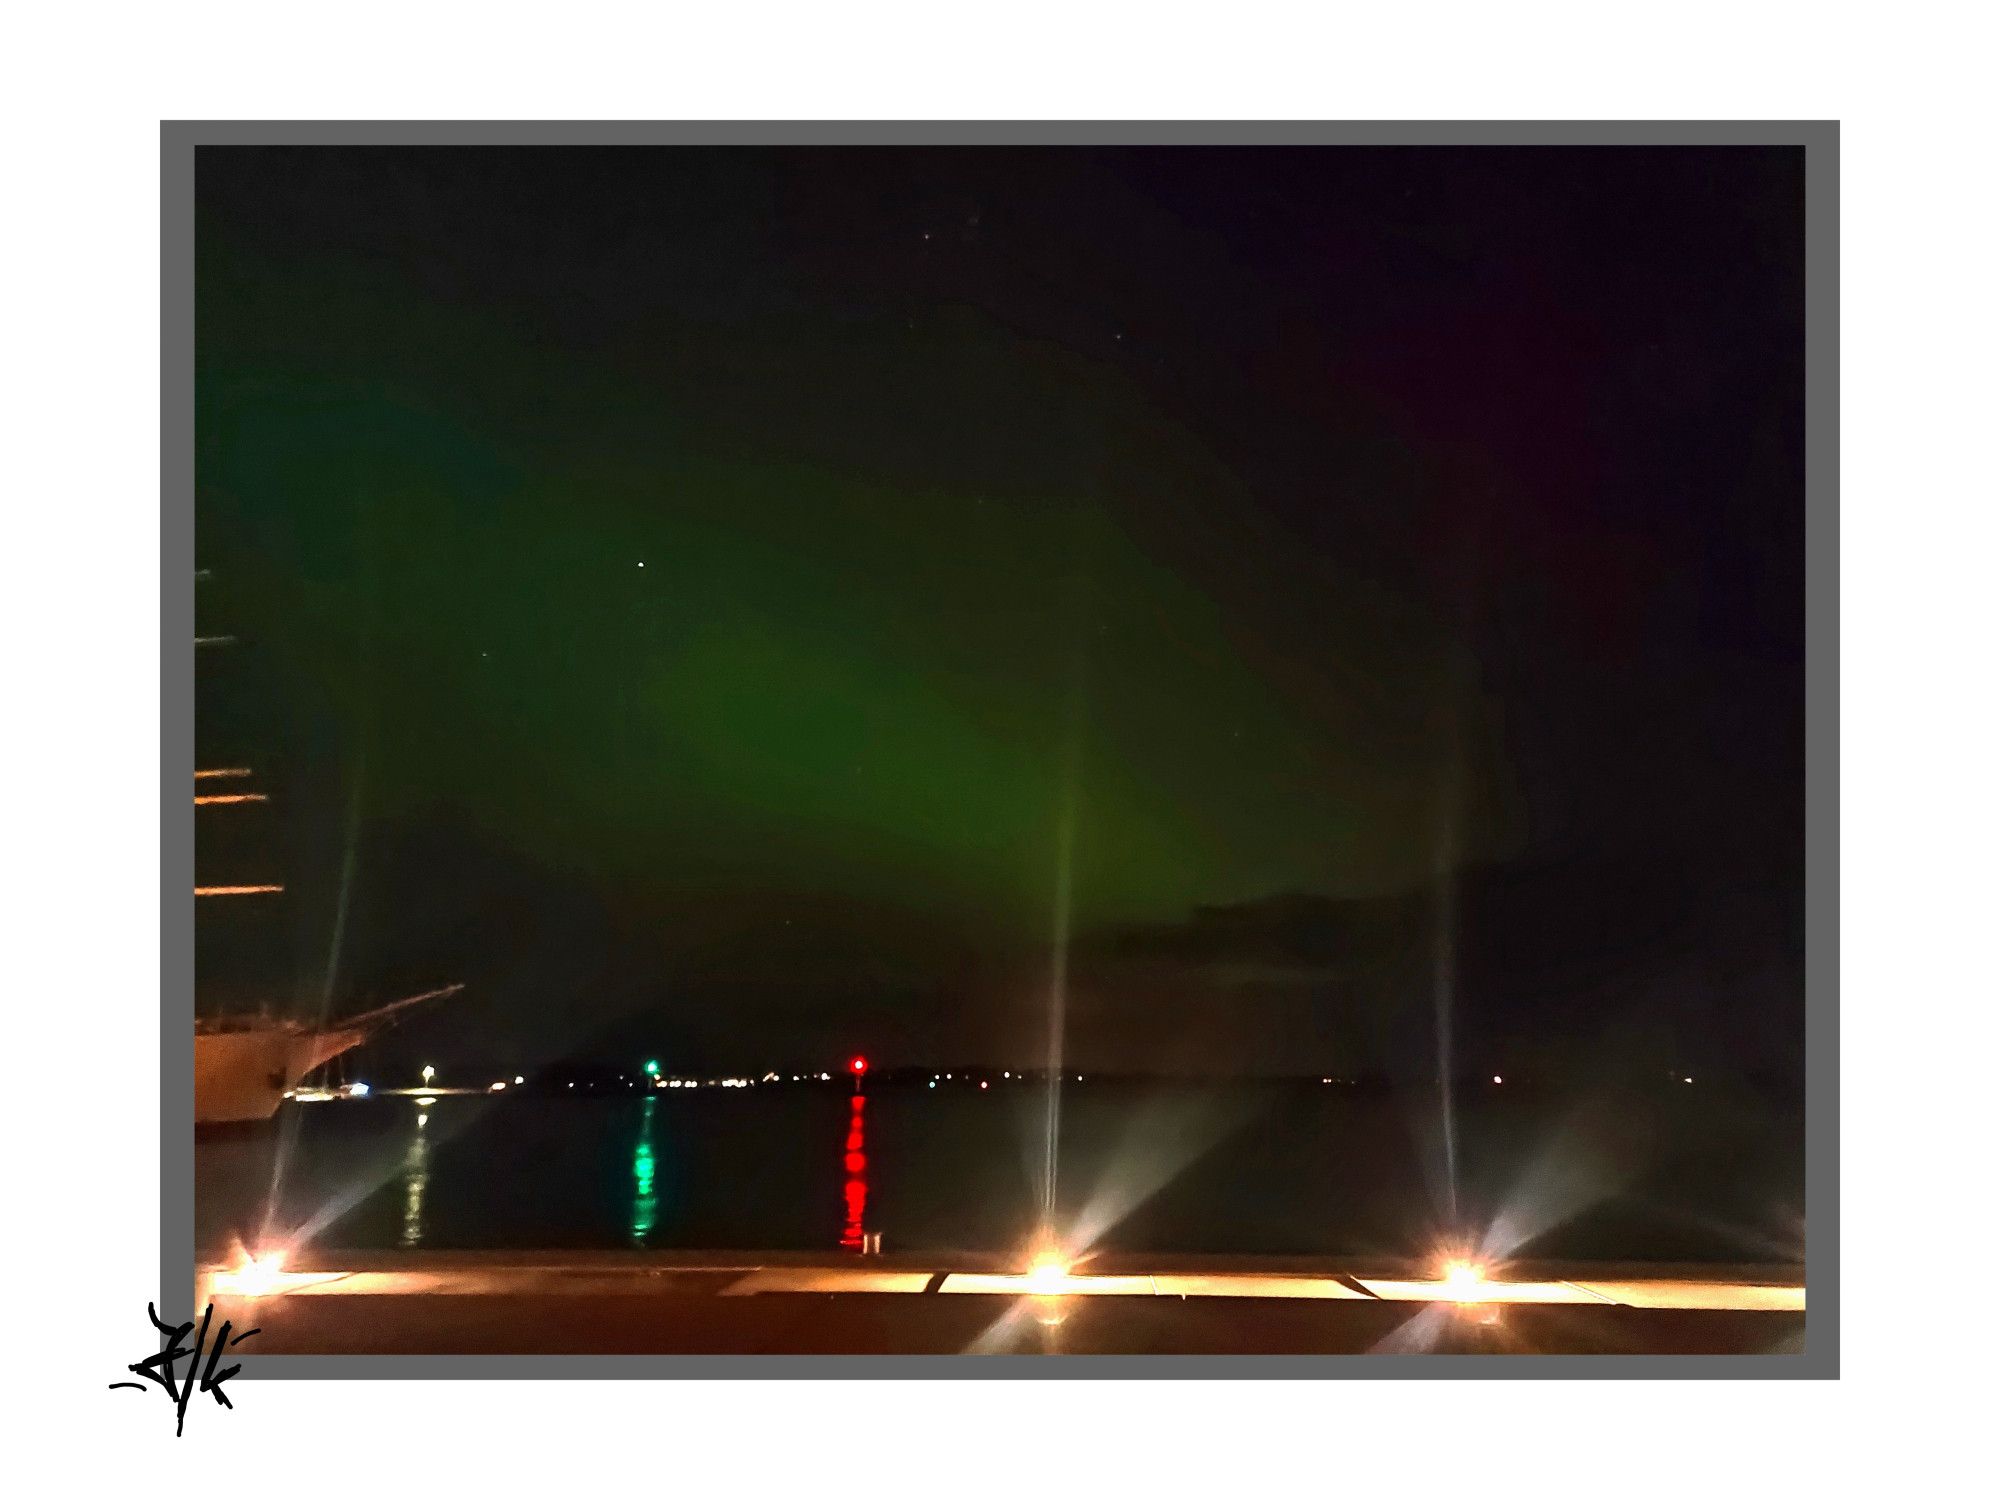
[{"left": 193, "top": 146, "right": 1803, "bottom": 1079}]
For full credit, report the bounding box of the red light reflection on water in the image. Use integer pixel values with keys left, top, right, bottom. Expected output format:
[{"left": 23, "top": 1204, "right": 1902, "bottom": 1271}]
[{"left": 840, "top": 1093, "right": 869, "bottom": 1250}]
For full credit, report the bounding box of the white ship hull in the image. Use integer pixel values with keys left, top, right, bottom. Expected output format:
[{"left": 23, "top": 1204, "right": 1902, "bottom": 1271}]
[
  {"left": 194, "top": 1023, "right": 368, "bottom": 1124},
  {"left": 192, "top": 984, "right": 461, "bottom": 1125}
]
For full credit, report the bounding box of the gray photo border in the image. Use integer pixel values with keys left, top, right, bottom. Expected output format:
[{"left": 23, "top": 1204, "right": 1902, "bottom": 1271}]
[{"left": 161, "top": 118, "right": 1837, "bottom": 1379}]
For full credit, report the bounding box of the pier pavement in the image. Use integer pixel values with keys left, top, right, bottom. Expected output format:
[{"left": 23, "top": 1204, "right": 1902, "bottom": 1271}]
[{"left": 197, "top": 1249, "right": 1806, "bottom": 1358}]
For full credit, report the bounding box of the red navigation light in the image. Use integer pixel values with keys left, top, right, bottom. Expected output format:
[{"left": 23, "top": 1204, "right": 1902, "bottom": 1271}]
[{"left": 850, "top": 1055, "right": 868, "bottom": 1075}]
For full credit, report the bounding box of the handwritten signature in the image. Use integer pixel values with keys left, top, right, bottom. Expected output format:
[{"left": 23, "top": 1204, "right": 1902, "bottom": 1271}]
[{"left": 110, "top": 1303, "right": 259, "bottom": 1434}]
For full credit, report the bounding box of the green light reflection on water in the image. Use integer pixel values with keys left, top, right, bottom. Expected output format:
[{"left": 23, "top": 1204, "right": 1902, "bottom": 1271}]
[{"left": 631, "top": 1094, "right": 658, "bottom": 1244}]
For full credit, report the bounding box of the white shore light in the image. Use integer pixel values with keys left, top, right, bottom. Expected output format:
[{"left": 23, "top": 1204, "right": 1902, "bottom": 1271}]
[
  {"left": 1026, "top": 1254, "right": 1072, "bottom": 1295},
  {"left": 1442, "top": 1260, "right": 1487, "bottom": 1301},
  {"left": 212, "top": 1248, "right": 291, "bottom": 1298}
]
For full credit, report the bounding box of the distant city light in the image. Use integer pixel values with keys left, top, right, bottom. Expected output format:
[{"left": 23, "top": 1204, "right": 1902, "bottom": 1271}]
[
  {"left": 1684, "top": 1076, "right": 1694, "bottom": 1084},
  {"left": 347, "top": 1082, "right": 370, "bottom": 1097},
  {"left": 513, "top": 1075, "right": 524, "bottom": 1085},
  {"left": 645, "top": 1060, "right": 661, "bottom": 1076},
  {"left": 980, "top": 1081, "right": 989, "bottom": 1090},
  {"left": 1493, "top": 1075, "right": 1503, "bottom": 1084},
  {"left": 850, "top": 1055, "right": 868, "bottom": 1076},
  {"left": 928, "top": 1081, "right": 936, "bottom": 1089},
  {"left": 490, "top": 1081, "right": 506, "bottom": 1091},
  {"left": 421, "top": 1065, "right": 435, "bottom": 1084}
]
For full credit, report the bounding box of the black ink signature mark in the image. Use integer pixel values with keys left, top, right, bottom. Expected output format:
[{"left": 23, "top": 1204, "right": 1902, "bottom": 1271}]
[{"left": 110, "top": 1302, "right": 260, "bottom": 1434}]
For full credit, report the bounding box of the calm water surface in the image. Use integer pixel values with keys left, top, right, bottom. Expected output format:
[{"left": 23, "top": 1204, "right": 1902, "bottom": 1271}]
[{"left": 195, "top": 1080, "right": 1802, "bottom": 1263}]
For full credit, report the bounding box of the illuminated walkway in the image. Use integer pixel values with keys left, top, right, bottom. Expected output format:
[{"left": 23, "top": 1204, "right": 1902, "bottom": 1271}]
[
  {"left": 228, "top": 1263, "right": 1801, "bottom": 1311},
  {"left": 197, "top": 1251, "right": 1806, "bottom": 1356}
]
